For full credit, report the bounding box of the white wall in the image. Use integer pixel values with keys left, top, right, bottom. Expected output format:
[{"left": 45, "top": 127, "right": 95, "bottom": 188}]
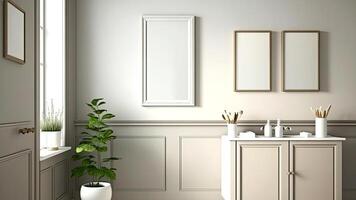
[{"left": 76, "top": 0, "right": 356, "bottom": 121}]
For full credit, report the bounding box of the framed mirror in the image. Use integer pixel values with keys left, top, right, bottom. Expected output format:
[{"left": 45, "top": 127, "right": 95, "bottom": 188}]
[
  {"left": 234, "top": 31, "right": 271, "bottom": 92},
  {"left": 3, "top": 0, "right": 25, "bottom": 64},
  {"left": 142, "top": 15, "right": 195, "bottom": 106},
  {"left": 282, "top": 31, "right": 320, "bottom": 92}
]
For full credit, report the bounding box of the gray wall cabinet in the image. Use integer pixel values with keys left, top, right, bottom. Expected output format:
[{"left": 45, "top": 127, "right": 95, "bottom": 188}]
[{"left": 221, "top": 136, "right": 343, "bottom": 200}]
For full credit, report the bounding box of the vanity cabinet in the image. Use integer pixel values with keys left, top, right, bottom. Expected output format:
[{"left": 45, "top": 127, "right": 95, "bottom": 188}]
[{"left": 221, "top": 136, "right": 344, "bottom": 200}]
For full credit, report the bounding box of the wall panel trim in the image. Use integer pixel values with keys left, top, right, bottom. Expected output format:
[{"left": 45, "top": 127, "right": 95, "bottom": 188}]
[
  {"left": 0, "top": 121, "right": 32, "bottom": 128},
  {"left": 113, "top": 136, "right": 167, "bottom": 191},
  {"left": 0, "top": 149, "right": 32, "bottom": 200},
  {"left": 179, "top": 136, "right": 221, "bottom": 191}
]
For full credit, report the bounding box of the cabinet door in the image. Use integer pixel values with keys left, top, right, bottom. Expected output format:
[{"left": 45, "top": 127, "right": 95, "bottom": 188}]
[
  {"left": 40, "top": 167, "right": 53, "bottom": 200},
  {"left": 236, "top": 141, "right": 289, "bottom": 200},
  {"left": 290, "top": 141, "right": 342, "bottom": 200}
]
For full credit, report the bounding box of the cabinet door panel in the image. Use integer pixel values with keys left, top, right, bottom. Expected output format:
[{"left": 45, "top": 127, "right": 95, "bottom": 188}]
[
  {"left": 290, "top": 141, "right": 342, "bottom": 200},
  {"left": 237, "top": 141, "right": 288, "bottom": 200},
  {"left": 40, "top": 167, "right": 53, "bottom": 200},
  {"left": 54, "top": 161, "right": 68, "bottom": 200}
]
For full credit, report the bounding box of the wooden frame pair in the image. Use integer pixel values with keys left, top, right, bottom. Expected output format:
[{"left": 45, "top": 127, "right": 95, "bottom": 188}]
[{"left": 234, "top": 30, "right": 320, "bottom": 92}]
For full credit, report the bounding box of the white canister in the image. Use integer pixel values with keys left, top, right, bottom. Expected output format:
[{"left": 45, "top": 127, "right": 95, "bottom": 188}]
[
  {"left": 227, "top": 124, "right": 238, "bottom": 138},
  {"left": 315, "top": 118, "right": 327, "bottom": 138}
]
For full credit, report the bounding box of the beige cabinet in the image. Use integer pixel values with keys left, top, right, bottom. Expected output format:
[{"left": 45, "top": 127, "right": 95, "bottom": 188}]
[{"left": 221, "top": 136, "right": 344, "bottom": 200}]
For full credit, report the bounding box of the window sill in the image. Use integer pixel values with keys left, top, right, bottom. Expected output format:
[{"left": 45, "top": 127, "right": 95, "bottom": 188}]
[{"left": 40, "top": 146, "right": 71, "bottom": 162}]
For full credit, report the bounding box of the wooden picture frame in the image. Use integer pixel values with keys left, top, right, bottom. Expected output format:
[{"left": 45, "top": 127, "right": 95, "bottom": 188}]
[
  {"left": 234, "top": 31, "right": 272, "bottom": 92},
  {"left": 3, "top": 0, "right": 25, "bottom": 64},
  {"left": 142, "top": 15, "right": 195, "bottom": 106},
  {"left": 282, "top": 31, "right": 320, "bottom": 92}
]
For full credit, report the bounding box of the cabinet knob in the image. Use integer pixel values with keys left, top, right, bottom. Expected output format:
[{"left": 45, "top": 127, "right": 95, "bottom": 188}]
[
  {"left": 288, "top": 171, "right": 295, "bottom": 175},
  {"left": 18, "top": 127, "right": 35, "bottom": 135}
]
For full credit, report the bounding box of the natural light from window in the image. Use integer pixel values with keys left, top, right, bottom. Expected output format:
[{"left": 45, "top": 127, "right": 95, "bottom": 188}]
[{"left": 40, "top": 0, "right": 65, "bottom": 148}]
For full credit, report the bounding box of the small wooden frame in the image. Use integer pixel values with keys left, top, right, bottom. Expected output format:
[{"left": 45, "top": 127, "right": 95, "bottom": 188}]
[
  {"left": 234, "top": 31, "right": 272, "bottom": 92},
  {"left": 282, "top": 30, "right": 320, "bottom": 92},
  {"left": 3, "top": 0, "right": 26, "bottom": 64}
]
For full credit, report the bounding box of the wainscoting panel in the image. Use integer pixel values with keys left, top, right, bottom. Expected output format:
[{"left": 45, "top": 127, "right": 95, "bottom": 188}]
[
  {"left": 179, "top": 136, "right": 221, "bottom": 191},
  {"left": 0, "top": 149, "right": 32, "bottom": 200},
  {"left": 74, "top": 122, "right": 356, "bottom": 200},
  {"left": 112, "top": 136, "right": 166, "bottom": 191}
]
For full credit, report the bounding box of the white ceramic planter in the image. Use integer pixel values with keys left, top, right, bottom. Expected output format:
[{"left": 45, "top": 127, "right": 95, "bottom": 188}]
[
  {"left": 40, "top": 132, "right": 47, "bottom": 149},
  {"left": 80, "top": 182, "right": 112, "bottom": 200},
  {"left": 227, "top": 124, "right": 238, "bottom": 138},
  {"left": 43, "top": 131, "right": 61, "bottom": 150},
  {"left": 315, "top": 118, "right": 327, "bottom": 138}
]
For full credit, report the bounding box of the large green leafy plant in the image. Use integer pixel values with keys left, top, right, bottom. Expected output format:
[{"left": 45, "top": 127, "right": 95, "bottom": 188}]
[{"left": 71, "top": 98, "right": 118, "bottom": 187}]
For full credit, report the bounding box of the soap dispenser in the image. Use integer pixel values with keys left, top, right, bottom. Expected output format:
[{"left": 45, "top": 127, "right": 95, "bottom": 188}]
[
  {"left": 274, "top": 119, "right": 283, "bottom": 138},
  {"left": 264, "top": 120, "right": 272, "bottom": 137}
]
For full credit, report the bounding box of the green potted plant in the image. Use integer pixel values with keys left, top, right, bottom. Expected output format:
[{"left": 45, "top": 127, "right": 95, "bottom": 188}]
[
  {"left": 71, "top": 98, "right": 118, "bottom": 200},
  {"left": 41, "top": 103, "right": 63, "bottom": 150}
]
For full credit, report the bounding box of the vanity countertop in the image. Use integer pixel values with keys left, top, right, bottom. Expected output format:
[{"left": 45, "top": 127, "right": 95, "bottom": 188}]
[{"left": 224, "top": 135, "right": 346, "bottom": 141}]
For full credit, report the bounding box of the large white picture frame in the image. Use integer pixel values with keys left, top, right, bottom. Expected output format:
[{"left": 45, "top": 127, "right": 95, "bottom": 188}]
[{"left": 142, "top": 15, "right": 195, "bottom": 106}]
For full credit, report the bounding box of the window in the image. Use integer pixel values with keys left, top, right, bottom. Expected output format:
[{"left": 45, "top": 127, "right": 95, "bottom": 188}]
[{"left": 40, "top": 0, "right": 66, "bottom": 147}]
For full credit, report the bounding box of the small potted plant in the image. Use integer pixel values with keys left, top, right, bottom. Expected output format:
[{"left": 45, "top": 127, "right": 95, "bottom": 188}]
[
  {"left": 41, "top": 103, "right": 63, "bottom": 150},
  {"left": 71, "top": 98, "right": 118, "bottom": 200},
  {"left": 222, "top": 110, "right": 243, "bottom": 137}
]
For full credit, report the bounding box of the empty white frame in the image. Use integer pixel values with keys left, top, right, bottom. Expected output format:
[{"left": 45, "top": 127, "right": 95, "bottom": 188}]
[
  {"left": 282, "top": 31, "right": 320, "bottom": 91},
  {"left": 3, "top": 0, "right": 25, "bottom": 64},
  {"left": 234, "top": 31, "right": 271, "bottom": 92},
  {"left": 143, "top": 15, "right": 195, "bottom": 106}
]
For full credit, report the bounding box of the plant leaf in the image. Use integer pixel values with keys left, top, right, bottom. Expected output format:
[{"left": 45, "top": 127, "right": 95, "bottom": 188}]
[
  {"left": 76, "top": 144, "right": 96, "bottom": 153},
  {"left": 96, "top": 146, "right": 108, "bottom": 152},
  {"left": 102, "top": 113, "right": 115, "bottom": 120},
  {"left": 94, "top": 109, "right": 107, "bottom": 115},
  {"left": 72, "top": 154, "right": 87, "bottom": 161},
  {"left": 98, "top": 101, "right": 106, "bottom": 106},
  {"left": 88, "top": 113, "right": 98, "bottom": 119},
  {"left": 71, "top": 166, "right": 86, "bottom": 177},
  {"left": 91, "top": 98, "right": 104, "bottom": 106},
  {"left": 86, "top": 103, "right": 96, "bottom": 111}
]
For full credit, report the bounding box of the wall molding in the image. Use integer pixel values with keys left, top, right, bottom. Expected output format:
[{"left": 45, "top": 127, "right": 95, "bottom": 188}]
[
  {"left": 0, "top": 149, "right": 32, "bottom": 200},
  {"left": 112, "top": 136, "right": 167, "bottom": 192},
  {"left": 179, "top": 136, "right": 221, "bottom": 191},
  {"left": 0, "top": 121, "right": 32, "bottom": 128},
  {"left": 74, "top": 120, "right": 356, "bottom": 126}
]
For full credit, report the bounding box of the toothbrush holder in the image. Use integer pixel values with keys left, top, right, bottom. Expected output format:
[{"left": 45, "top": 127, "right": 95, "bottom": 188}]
[
  {"left": 227, "top": 124, "right": 238, "bottom": 138},
  {"left": 315, "top": 118, "right": 327, "bottom": 138}
]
